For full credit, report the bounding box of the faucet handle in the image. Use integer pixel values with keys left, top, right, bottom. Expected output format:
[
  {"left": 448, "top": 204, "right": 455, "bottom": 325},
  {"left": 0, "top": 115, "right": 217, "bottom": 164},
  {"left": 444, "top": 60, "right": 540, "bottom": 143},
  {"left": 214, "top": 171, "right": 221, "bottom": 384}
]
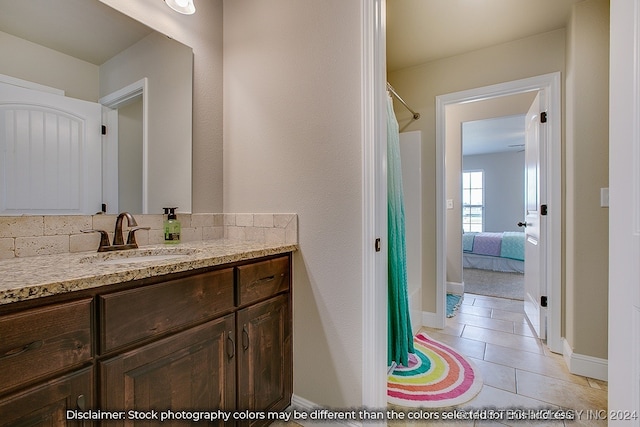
[
  {"left": 81, "top": 229, "right": 111, "bottom": 252},
  {"left": 126, "top": 226, "right": 151, "bottom": 247}
]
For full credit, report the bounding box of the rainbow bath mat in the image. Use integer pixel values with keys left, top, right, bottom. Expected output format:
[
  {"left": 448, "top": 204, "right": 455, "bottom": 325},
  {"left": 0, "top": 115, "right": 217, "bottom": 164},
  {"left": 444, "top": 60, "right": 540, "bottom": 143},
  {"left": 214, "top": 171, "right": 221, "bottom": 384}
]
[{"left": 388, "top": 332, "right": 483, "bottom": 408}]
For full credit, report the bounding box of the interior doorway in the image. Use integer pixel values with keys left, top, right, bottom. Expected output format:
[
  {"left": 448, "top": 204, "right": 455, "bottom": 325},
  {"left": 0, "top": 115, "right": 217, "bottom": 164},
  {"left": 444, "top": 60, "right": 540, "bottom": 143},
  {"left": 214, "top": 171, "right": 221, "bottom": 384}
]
[
  {"left": 435, "top": 73, "right": 563, "bottom": 353},
  {"left": 461, "top": 115, "right": 527, "bottom": 301}
]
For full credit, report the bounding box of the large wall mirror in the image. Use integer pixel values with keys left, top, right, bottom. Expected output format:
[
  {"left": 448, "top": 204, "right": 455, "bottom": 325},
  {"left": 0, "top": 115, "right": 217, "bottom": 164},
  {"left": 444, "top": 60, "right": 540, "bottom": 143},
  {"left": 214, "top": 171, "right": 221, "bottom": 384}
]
[{"left": 0, "top": 0, "right": 192, "bottom": 215}]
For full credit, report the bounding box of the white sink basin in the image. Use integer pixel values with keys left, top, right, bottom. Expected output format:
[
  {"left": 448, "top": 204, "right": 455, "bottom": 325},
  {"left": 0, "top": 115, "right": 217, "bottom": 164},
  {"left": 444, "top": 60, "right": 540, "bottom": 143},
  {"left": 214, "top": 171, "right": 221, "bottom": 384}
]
[{"left": 80, "top": 248, "right": 196, "bottom": 266}]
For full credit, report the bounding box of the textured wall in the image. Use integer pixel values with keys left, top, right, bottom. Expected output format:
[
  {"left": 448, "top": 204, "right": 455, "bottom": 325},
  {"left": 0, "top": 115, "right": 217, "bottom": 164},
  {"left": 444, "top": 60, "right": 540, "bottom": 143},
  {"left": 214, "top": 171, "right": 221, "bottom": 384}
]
[
  {"left": 0, "top": 30, "right": 99, "bottom": 101},
  {"left": 388, "top": 29, "right": 566, "bottom": 312},
  {"left": 565, "top": 0, "right": 610, "bottom": 360},
  {"left": 223, "top": 0, "right": 364, "bottom": 408},
  {"left": 463, "top": 151, "right": 526, "bottom": 233},
  {"left": 100, "top": 0, "right": 223, "bottom": 213}
]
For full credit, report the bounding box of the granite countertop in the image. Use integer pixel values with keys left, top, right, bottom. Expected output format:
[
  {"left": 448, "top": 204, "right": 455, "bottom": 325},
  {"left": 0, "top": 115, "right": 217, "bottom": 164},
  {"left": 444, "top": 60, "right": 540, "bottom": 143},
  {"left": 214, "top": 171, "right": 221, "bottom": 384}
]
[{"left": 0, "top": 240, "right": 297, "bottom": 305}]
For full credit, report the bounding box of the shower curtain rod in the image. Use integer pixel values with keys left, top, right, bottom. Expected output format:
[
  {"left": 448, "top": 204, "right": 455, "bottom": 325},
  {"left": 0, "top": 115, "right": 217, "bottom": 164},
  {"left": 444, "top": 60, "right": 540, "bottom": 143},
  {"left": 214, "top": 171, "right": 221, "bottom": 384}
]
[{"left": 387, "top": 82, "right": 421, "bottom": 121}]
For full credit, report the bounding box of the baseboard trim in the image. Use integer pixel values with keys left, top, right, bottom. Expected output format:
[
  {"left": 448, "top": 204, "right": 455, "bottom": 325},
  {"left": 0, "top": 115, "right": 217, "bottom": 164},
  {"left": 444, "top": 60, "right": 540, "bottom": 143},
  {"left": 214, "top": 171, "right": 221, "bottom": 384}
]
[
  {"left": 562, "top": 339, "right": 608, "bottom": 381},
  {"left": 422, "top": 311, "right": 440, "bottom": 328},
  {"left": 447, "top": 281, "right": 464, "bottom": 295},
  {"left": 290, "top": 395, "right": 364, "bottom": 427}
]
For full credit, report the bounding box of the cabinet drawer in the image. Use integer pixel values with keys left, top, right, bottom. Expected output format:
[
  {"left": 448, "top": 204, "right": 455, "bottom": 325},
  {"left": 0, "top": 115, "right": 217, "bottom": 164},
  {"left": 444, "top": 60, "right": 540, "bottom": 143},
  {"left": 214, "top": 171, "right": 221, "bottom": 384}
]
[
  {"left": 100, "top": 268, "right": 234, "bottom": 353},
  {"left": 0, "top": 298, "right": 92, "bottom": 395},
  {"left": 0, "top": 366, "right": 93, "bottom": 426},
  {"left": 237, "top": 256, "right": 290, "bottom": 306}
]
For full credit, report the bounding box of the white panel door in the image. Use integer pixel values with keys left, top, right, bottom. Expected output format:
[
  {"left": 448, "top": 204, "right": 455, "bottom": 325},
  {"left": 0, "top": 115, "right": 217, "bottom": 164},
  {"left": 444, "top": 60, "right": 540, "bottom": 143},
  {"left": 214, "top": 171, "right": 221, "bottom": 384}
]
[
  {"left": 0, "top": 82, "right": 102, "bottom": 215},
  {"left": 523, "top": 92, "right": 546, "bottom": 339}
]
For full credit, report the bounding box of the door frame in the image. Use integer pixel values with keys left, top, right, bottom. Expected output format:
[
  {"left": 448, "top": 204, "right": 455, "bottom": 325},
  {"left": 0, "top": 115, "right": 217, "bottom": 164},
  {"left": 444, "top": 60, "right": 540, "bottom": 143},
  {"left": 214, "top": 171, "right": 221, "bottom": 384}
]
[
  {"left": 608, "top": 0, "right": 640, "bottom": 419},
  {"left": 99, "top": 78, "right": 149, "bottom": 214},
  {"left": 361, "top": 0, "right": 388, "bottom": 412},
  {"left": 435, "top": 73, "right": 562, "bottom": 353}
]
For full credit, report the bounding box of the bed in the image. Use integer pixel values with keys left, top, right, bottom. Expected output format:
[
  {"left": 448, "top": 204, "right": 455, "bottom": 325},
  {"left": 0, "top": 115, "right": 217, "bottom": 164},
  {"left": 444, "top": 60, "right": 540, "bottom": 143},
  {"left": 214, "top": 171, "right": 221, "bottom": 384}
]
[{"left": 462, "top": 231, "right": 525, "bottom": 273}]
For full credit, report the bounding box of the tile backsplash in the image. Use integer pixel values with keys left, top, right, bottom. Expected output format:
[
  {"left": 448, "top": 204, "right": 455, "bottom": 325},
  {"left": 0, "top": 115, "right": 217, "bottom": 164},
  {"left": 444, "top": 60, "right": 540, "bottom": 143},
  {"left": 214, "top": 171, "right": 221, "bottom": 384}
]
[{"left": 0, "top": 213, "right": 297, "bottom": 259}]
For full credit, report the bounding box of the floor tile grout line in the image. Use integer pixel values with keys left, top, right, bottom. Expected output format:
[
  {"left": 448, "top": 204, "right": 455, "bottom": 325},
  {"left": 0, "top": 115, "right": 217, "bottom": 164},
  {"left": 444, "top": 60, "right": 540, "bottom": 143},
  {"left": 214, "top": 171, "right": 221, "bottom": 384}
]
[
  {"left": 442, "top": 324, "right": 572, "bottom": 372},
  {"left": 429, "top": 323, "right": 550, "bottom": 357},
  {"left": 461, "top": 324, "right": 546, "bottom": 350},
  {"left": 516, "top": 367, "right": 610, "bottom": 396},
  {"left": 476, "top": 354, "right": 599, "bottom": 388},
  {"left": 473, "top": 303, "right": 526, "bottom": 314},
  {"left": 453, "top": 333, "right": 547, "bottom": 358},
  {"left": 514, "top": 370, "right": 601, "bottom": 411},
  {"left": 448, "top": 293, "right": 608, "bottom": 420},
  {"left": 459, "top": 323, "right": 467, "bottom": 337}
]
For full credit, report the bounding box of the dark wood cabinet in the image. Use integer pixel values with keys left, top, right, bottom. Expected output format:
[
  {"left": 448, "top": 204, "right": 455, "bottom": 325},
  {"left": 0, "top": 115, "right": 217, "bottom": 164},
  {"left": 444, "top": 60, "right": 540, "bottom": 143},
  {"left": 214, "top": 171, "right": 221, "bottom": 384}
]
[
  {"left": 99, "top": 268, "right": 235, "bottom": 353},
  {"left": 0, "top": 253, "right": 292, "bottom": 427},
  {"left": 0, "top": 298, "right": 93, "bottom": 426},
  {"left": 237, "top": 295, "right": 292, "bottom": 427},
  {"left": 100, "top": 315, "right": 236, "bottom": 426},
  {"left": 0, "top": 367, "right": 93, "bottom": 427},
  {"left": 0, "top": 298, "right": 93, "bottom": 396}
]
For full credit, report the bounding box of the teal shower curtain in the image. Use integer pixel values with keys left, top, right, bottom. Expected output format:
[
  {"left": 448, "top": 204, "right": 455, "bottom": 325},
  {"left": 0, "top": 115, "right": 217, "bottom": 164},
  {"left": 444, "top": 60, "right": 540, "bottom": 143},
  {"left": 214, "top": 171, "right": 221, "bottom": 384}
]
[{"left": 387, "top": 94, "right": 414, "bottom": 367}]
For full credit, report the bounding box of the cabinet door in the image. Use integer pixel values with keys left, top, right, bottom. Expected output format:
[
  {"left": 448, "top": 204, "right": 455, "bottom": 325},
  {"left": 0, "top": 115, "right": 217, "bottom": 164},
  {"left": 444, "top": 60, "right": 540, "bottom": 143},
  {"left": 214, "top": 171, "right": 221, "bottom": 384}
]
[
  {"left": 0, "top": 366, "right": 93, "bottom": 427},
  {"left": 100, "top": 315, "right": 235, "bottom": 426},
  {"left": 237, "top": 294, "right": 291, "bottom": 425}
]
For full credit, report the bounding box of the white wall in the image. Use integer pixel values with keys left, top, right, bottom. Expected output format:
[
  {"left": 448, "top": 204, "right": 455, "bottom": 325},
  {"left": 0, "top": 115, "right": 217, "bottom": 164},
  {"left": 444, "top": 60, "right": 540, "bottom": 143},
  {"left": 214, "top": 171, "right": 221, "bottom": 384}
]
[
  {"left": 118, "top": 98, "right": 143, "bottom": 214},
  {"left": 390, "top": 1, "right": 610, "bottom": 365},
  {"left": 223, "top": 0, "right": 363, "bottom": 408},
  {"left": 463, "top": 151, "right": 525, "bottom": 232},
  {"left": 400, "top": 131, "right": 423, "bottom": 335},
  {"left": 388, "top": 29, "right": 566, "bottom": 312},
  {"left": 100, "top": 0, "right": 224, "bottom": 212},
  {"left": 445, "top": 93, "right": 537, "bottom": 290},
  {"left": 565, "top": 0, "right": 609, "bottom": 361},
  {"left": 100, "top": 31, "right": 192, "bottom": 214},
  {"left": 0, "top": 30, "right": 98, "bottom": 101}
]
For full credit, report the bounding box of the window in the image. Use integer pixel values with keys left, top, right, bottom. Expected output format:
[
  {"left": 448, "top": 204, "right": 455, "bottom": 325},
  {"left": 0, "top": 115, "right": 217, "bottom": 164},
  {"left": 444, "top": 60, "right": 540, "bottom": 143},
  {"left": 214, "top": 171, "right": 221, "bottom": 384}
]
[{"left": 462, "top": 170, "right": 484, "bottom": 232}]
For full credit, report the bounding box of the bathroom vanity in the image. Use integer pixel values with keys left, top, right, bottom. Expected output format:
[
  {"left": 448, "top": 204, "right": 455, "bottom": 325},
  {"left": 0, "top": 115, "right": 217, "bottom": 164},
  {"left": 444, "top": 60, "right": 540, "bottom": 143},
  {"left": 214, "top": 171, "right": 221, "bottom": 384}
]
[{"left": 0, "top": 241, "right": 294, "bottom": 426}]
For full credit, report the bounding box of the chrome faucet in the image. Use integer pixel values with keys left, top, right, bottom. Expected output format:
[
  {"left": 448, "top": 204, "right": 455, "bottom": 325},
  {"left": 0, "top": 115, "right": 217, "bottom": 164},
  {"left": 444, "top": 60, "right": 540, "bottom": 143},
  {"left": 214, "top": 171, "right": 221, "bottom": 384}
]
[{"left": 82, "top": 212, "right": 150, "bottom": 252}]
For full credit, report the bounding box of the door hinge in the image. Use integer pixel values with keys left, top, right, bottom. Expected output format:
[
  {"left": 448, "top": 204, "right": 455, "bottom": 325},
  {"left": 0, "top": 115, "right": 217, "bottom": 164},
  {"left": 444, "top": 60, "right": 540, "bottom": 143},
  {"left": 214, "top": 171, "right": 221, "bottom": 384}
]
[
  {"left": 101, "top": 203, "right": 107, "bottom": 214},
  {"left": 375, "top": 238, "right": 381, "bottom": 252},
  {"left": 541, "top": 296, "right": 548, "bottom": 308},
  {"left": 540, "top": 112, "right": 548, "bottom": 123},
  {"left": 541, "top": 204, "right": 548, "bottom": 216},
  {"left": 101, "top": 125, "right": 107, "bottom": 135}
]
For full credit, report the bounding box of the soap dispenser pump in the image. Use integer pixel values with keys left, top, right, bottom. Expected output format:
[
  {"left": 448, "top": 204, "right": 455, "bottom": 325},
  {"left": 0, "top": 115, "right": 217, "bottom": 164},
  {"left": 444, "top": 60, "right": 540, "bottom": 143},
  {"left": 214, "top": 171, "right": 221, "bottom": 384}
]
[{"left": 163, "top": 207, "right": 181, "bottom": 244}]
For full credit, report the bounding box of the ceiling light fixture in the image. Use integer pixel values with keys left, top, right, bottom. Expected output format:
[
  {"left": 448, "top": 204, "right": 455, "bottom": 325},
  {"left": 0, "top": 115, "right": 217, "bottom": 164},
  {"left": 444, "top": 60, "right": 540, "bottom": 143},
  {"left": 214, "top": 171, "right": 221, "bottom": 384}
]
[{"left": 164, "top": 0, "right": 195, "bottom": 15}]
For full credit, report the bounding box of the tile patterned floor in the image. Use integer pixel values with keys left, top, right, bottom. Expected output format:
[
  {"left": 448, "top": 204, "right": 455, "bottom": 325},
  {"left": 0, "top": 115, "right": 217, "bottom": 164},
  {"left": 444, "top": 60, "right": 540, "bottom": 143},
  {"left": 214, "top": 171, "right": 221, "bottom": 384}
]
[
  {"left": 406, "top": 293, "right": 608, "bottom": 426},
  {"left": 276, "top": 293, "right": 608, "bottom": 426}
]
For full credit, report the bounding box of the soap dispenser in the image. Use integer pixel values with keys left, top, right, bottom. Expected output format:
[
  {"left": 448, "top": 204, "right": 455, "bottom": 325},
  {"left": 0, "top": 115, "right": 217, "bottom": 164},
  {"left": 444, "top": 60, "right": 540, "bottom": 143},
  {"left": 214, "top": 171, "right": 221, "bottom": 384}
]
[{"left": 163, "top": 207, "right": 181, "bottom": 244}]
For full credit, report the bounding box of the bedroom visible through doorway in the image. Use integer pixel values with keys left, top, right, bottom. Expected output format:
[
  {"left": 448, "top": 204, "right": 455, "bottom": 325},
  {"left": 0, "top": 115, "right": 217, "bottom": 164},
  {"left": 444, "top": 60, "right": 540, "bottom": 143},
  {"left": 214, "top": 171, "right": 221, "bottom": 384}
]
[{"left": 462, "top": 115, "right": 526, "bottom": 301}]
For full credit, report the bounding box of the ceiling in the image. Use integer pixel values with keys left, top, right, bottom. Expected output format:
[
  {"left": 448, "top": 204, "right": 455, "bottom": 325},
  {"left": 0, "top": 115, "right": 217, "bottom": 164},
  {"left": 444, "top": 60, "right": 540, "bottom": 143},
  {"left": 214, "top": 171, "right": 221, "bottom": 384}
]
[
  {"left": 387, "top": 0, "right": 582, "bottom": 71},
  {"left": 462, "top": 115, "right": 526, "bottom": 156},
  {"left": 2, "top": 0, "right": 577, "bottom": 158},
  {"left": 0, "top": 0, "right": 152, "bottom": 65},
  {"left": 387, "top": 0, "right": 582, "bottom": 155}
]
